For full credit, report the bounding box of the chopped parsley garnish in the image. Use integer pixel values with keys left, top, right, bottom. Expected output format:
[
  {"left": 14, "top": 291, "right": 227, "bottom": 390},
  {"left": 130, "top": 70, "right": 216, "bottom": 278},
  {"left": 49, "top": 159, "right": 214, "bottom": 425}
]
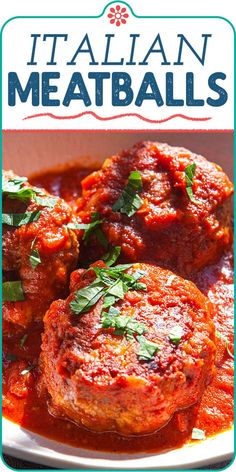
[
  {"left": 137, "top": 335, "right": 160, "bottom": 361},
  {"left": 70, "top": 263, "right": 157, "bottom": 362},
  {"left": 2, "top": 210, "right": 41, "bottom": 227},
  {"left": 101, "top": 307, "right": 147, "bottom": 339},
  {"left": 101, "top": 306, "right": 120, "bottom": 326},
  {"left": 168, "top": 326, "right": 183, "bottom": 345},
  {"left": 70, "top": 264, "right": 146, "bottom": 315},
  {"left": 184, "top": 164, "right": 198, "bottom": 203},
  {"left": 112, "top": 171, "right": 143, "bottom": 217},
  {"left": 20, "top": 334, "right": 28, "bottom": 348},
  {"left": 102, "top": 246, "right": 121, "bottom": 267},
  {"left": 128, "top": 269, "right": 147, "bottom": 291},
  {"left": 191, "top": 428, "right": 206, "bottom": 440},
  {"left": 20, "top": 365, "right": 35, "bottom": 376},
  {"left": 29, "top": 248, "right": 41, "bottom": 269},
  {"left": 6, "top": 353, "right": 17, "bottom": 362},
  {"left": 101, "top": 307, "right": 159, "bottom": 361},
  {"left": 93, "top": 226, "right": 108, "bottom": 249},
  {"left": 34, "top": 196, "right": 57, "bottom": 208},
  {"left": 67, "top": 222, "right": 87, "bottom": 231},
  {"left": 2, "top": 177, "right": 35, "bottom": 203},
  {"left": 70, "top": 279, "right": 107, "bottom": 315},
  {"left": 3, "top": 281, "right": 25, "bottom": 302},
  {"left": 29, "top": 238, "right": 41, "bottom": 269},
  {"left": 82, "top": 212, "right": 104, "bottom": 242},
  {"left": 2, "top": 175, "right": 56, "bottom": 208},
  {"left": 216, "top": 331, "right": 234, "bottom": 359},
  {"left": 67, "top": 212, "right": 108, "bottom": 248}
]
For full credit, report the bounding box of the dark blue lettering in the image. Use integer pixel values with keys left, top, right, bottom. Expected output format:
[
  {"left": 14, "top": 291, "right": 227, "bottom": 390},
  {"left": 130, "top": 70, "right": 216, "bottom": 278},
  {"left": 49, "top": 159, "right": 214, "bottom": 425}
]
[
  {"left": 42, "top": 72, "right": 60, "bottom": 106},
  {"left": 139, "top": 34, "right": 170, "bottom": 65},
  {"left": 135, "top": 72, "right": 163, "bottom": 107},
  {"left": 112, "top": 72, "right": 133, "bottom": 106},
  {"left": 88, "top": 72, "right": 110, "bottom": 106},
  {"left": 43, "top": 34, "right": 68, "bottom": 65},
  {"left": 174, "top": 34, "right": 212, "bottom": 65},
  {"left": 186, "top": 72, "right": 204, "bottom": 106},
  {"left": 102, "top": 35, "right": 124, "bottom": 65},
  {"left": 67, "top": 34, "right": 98, "bottom": 65},
  {"left": 27, "top": 34, "right": 41, "bottom": 65},
  {"left": 166, "top": 72, "right": 184, "bottom": 106},
  {"left": 62, "top": 72, "right": 91, "bottom": 106},
  {"left": 8, "top": 72, "right": 39, "bottom": 106},
  {"left": 207, "top": 72, "right": 228, "bottom": 106},
  {"left": 126, "top": 34, "right": 140, "bottom": 65}
]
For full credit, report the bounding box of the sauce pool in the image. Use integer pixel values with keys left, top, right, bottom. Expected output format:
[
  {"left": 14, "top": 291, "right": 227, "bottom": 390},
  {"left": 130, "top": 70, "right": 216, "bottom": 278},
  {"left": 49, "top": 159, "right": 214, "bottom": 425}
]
[{"left": 2, "top": 165, "right": 234, "bottom": 454}]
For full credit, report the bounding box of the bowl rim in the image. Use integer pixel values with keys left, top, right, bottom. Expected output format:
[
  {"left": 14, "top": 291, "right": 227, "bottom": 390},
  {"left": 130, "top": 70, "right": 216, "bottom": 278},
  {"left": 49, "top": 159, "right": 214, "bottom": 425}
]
[{"left": 2, "top": 418, "right": 234, "bottom": 470}]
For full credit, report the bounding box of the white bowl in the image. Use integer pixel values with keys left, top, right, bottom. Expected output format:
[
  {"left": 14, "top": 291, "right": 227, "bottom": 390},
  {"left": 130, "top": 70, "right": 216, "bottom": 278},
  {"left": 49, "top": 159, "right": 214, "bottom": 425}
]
[
  {"left": 2, "top": 130, "right": 234, "bottom": 469},
  {"left": 2, "top": 418, "right": 234, "bottom": 470}
]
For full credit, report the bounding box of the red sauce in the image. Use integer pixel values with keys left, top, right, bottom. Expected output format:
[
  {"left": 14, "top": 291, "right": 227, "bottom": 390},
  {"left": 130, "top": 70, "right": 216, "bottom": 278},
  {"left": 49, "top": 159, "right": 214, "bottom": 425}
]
[
  {"left": 31, "top": 166, "right": 94, "bottom": 209},
  {"left": 2, "top": 165, "right": 234, "bottom": 454}
]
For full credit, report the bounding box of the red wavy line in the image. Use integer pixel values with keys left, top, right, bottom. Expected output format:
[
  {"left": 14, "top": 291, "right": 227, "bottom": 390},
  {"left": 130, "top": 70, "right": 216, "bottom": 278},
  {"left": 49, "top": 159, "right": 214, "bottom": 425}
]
[{"left": 23, "top": 111, "right": 211, "bottom": 123}]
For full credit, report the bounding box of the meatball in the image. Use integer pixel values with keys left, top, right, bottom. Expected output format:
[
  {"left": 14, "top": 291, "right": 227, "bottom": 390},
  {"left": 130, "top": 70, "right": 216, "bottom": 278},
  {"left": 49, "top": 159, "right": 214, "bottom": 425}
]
[
  {"left": 2, "top": 170, "right": 79, "bottom": 334},
  {"left": 76, "top": 141, "right": 233, "bottom": 275},
  {"left": 41, "top": 262, "right": 215, "bottom": 435}
]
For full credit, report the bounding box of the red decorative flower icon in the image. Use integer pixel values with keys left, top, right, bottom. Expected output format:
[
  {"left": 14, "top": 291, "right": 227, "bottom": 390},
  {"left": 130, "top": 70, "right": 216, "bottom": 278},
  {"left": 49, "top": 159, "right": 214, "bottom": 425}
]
[{"left": 108, "top": 5, "right": 129, "bottom": 26}]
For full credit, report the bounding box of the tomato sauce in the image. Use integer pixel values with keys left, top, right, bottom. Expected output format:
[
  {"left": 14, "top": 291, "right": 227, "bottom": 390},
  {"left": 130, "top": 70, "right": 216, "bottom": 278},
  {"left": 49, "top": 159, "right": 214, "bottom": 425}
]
[{"left": 2, "top": 165, "right": 234, "bottom": 454}]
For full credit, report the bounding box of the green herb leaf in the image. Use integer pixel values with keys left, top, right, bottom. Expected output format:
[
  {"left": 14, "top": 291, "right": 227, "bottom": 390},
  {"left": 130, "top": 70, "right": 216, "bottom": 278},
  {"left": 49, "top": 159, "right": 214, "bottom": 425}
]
[
  {"left": 168, "top": 326, "right": 183, "bottom": 345},
  {"left": 102, "top": 246, "right": 121, "bottom": 266},
  {"left": 2, "top": 175, "right": 58, "bottom": 210},
  {"left": 2, "top": 177, "right": 35, "bottom": 203},
  {"left": 2, "top": 210, "right": 41, "bottom": 227},
  {"left": 112, "top": 171, "right": 143, "bottom": 217},
  {"left": 70, "top": 263, "right": 146, "bottom": 316},
  {"left": 137, "top": 335, "right": 160, "bottom": 361},
  {"left": 184, "top": 164, "right": 198, "bottom": 203},
  {"left": 3, "top": 177, "right": 28, "bottom": 189},
  {"left": 68, "top": 212, "right": 108, "bottom": 248},
  {"left": 216, "top": 331, "right": 234, "bottom": 359},
  {"left": 101, "top": 264, "right": 133, "bottom": 274},
  {"left": 20, "top": 334, "right": 28, "bottom": 348},
  {"left": 101, "top": 306, "right": 120, "bottom": 328},
  {"left": 3, "top": 281, "right": 25, "bottom": 302},
  {"left": 101, "top": 307, "right": 147, "bottom": 339},
  {"left": 67, "top": 222, "right": 82, "bottom": 230},
  {"left": 82, "top": 212, "right": 104, "bottom": 243},
  {"left": 34, "top": 196, "right": 57, "bottom": 208},
  {"left": 128, "top": 269, "right": 147, "bottom": 290},
  {"left": 95, "top": 227, "right": 109, "bottom": 249},
  {"left": 20, "top": 365, "right": 35, "bottom": 376},
  {"left": 106, "top": 278, "right": 125, "bottom": 299},
  {"left": 132, "top": 282, "right": 147, "bottom": 291},
  {"left": 102, "top": 294, "right": 116, "bottom": 309},
  {"left": 92, "top": 265, "right": 133, "bottom": 285},
  {"left": 70, "top": 279, "right": 105, "bottom": 314},
  {"left": 29, "top": 247, "right": 41, "bottom": 269},
  {"left": 6, "top": 353, "right": 17, "bottom": 362},
  {"left": 114, "top": 317, "right": 147, "bottom": 337},
  {"left": 191, "top": 428, "right": 206, "bottom": 440}
]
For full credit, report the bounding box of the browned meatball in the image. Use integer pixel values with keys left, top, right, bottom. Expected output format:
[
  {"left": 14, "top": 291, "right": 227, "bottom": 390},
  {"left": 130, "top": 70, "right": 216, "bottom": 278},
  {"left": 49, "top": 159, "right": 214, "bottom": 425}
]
[
  {"left": 2, "top": 170, "right": 79, "bottom": 335},
  {"left": 41, "top": 262, "right": 215, "bottom": 435},
  {"left": 76, "top": 142, "right": 233, "bottom": 276}
]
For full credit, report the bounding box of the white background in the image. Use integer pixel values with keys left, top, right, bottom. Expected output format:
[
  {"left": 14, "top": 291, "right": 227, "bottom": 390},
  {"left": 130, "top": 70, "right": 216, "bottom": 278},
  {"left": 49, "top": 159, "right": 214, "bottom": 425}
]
[
  {"left": 1, "top": 0, "right": 235, "bottom": 130},
  {"left": 0, "top": 0, "right": 235, "bottom": 470}
]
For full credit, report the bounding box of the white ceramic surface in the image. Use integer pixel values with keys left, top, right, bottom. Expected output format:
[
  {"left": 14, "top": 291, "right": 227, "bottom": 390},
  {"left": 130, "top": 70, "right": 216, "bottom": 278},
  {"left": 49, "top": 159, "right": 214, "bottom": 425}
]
[
  {"left": 2, "top": 131, "right": 234, "bottom": 469},
  {"left": 2, "top": 418, "right": 234, "bottom": 470}
]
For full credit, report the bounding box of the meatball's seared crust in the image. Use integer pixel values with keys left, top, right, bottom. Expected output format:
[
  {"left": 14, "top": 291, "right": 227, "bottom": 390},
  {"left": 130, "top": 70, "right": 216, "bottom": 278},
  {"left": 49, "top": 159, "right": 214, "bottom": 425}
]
[
  {"left": 41, "top": 262, "right": 215, "bottom": 435},
  {"left": 77, "top": 142, "right": 233, "bottom": 275},
  {"left": 3, "top": 170, "right": 79, "bottom": 334}
]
